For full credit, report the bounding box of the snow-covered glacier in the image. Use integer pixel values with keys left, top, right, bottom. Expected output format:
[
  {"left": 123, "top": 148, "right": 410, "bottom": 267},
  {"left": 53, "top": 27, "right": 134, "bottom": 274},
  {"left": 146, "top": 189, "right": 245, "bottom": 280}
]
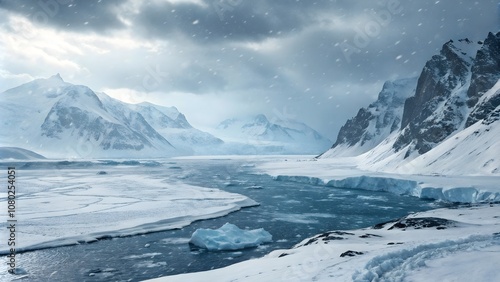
[
  {"left": 275, "top": 170, "right": 500, "bottom": 203},
  {"left": 241, "top": 149, "right": 499, "bottom": 205}
]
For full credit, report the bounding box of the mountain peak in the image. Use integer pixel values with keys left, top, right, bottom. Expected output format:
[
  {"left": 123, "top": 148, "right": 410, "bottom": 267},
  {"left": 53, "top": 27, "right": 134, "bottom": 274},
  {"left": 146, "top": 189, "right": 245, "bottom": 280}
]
[
  {"left": 50, "top": 73, "right": 64, "bottom": 82},
  {"left": 253, "top": 114, "right": 269, "bottom": 125}
]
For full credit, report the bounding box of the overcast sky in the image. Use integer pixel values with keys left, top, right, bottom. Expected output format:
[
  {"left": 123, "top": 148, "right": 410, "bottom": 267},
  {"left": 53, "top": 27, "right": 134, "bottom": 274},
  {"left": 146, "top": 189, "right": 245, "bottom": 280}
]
[{"left": 1, "top": 0, "right": 499, "bottom": 139}]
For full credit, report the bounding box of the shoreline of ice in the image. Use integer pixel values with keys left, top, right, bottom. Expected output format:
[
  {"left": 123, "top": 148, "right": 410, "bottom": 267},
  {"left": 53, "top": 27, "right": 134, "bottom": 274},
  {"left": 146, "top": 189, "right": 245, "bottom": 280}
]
[
  {"left": 144, "top": 156, "right": 500, "bottom": 282},
  {"left": 260, "top": 156, "right": 500, "bottom": 203},
  {"left": 0, "top": 167, "right": 258, "bottom": 255},
  {"left": 4, "top": 197, "right": 258, "bottom": 255},
  {"left": 147, "top": 203, "right": 500, "bottom": 282}
]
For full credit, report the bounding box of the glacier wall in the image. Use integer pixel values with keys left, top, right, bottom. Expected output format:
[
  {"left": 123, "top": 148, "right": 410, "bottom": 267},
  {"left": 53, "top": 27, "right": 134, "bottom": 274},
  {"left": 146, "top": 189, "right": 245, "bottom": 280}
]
[{"left": 273, "top": 175, "right": 500, "bottom": 203}]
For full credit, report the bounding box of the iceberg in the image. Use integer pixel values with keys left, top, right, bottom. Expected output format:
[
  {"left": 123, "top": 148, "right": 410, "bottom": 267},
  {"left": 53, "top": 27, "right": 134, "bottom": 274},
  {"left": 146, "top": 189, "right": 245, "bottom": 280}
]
[{"left": 189, "top": 223, "right": 272, "bottom": 251}]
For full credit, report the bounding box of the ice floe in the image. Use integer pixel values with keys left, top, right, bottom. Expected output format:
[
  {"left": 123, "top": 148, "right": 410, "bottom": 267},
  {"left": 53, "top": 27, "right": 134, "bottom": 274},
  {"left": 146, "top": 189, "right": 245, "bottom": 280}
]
[
  {"left": 189, "top": 223, "right": 272, "bottom": 251},
  {"left": 147, "top": 204, "right": 500, "bottom": 282}
]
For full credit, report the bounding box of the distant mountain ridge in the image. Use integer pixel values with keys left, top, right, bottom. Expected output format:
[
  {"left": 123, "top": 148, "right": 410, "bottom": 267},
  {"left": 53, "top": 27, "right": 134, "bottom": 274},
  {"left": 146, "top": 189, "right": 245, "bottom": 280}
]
[
  {"left": 0, "top": 75, "right": 220, "bottom": 158},
  {"left": 0, "top": 75, "right": 333, "bottom": 158},
  {"left": 214, "top": 114, "right": 332, "bottom": 154},
  {"left": 321, "top": 32, "right": 500, "bottom": 175},
  {"left": 98, "top": 94, "right": 223, "bottom": 155},
  {"left": 325, "top": 77, "right": 417, "bottom": 157},
  {"left": 0, "top": 147, "right": 46, "bottom": 160}
]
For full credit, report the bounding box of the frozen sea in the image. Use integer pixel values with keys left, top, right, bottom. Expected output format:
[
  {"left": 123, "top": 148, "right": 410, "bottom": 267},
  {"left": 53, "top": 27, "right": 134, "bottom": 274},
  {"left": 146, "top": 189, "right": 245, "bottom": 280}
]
[{"left": 0, "top": 157, "right": 447, "bottom": 281}]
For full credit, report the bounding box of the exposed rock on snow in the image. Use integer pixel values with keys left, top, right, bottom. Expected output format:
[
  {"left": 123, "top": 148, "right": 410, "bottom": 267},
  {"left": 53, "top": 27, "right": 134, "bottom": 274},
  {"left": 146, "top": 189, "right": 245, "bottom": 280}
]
[
  {"left": 146, "top": 204, "right": 500, "bottom": 282},
  {"left": 340, "top": 250, "right": 364, "bottom": 257},
  {"left": 189, "top": 223, "right": 272, "bottom": 251},
  {"left": 386, "top": 217, "right": 458, "bottom": 230},
  {"left": 324, "top": 77, "right": 417, "bottom": 157},
  {"left": 321, "top": 32, "right": 500, "bottom": 175}
]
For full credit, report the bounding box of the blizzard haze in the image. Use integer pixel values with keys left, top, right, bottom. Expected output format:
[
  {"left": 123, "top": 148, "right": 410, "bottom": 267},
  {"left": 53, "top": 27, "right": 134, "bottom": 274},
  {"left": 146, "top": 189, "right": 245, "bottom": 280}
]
[{"left": 0, "top": 0, "right": 499, "bottom": 138}]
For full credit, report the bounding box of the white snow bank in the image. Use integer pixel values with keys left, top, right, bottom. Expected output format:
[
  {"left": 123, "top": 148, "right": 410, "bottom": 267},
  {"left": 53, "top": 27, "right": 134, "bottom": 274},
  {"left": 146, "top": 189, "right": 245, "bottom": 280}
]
[
  {"left": 146, "top": 204, "right": 500, "bottom": 282},
  {"left": 0, "top": 166, "right": 258, "bottom": 254},
  {"left": 275, "top": 174, "right": 500, "bottom": 203},
  {"left": 256, "top": 156, "right": 500, "bottom": 203},
  {"left": 403, "top": 244, "right": 500, "bottom": 282},
  {"left": 326, "top": 176, "right": 418, "bottom": 196},
  {"left": 352, "top": 234, "right": 497, "bottom": 281},
  {"left": 189, "top": 223, "right": 272, "bottom": 251}
]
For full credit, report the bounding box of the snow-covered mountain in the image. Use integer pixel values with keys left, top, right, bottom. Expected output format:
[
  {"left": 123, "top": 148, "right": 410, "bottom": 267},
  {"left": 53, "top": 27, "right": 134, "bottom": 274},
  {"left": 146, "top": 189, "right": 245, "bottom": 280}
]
[
  {"left": 322, "top": 77, "right": 417, "bottom": 157},
  {"left": 101, "top": 97, "right": 223, "bottom": 155},
  {"left": 214, "top": 114, "right": 332, "bottom": 154},
  {"left": 322, "top": 32, "right": 500, "bottom": 175},
  {"left": 0, "top": 147, "right": 46, "bottom": 160},
  {"left": 0, "top": 75, "right": 219, "bottom": 158}
]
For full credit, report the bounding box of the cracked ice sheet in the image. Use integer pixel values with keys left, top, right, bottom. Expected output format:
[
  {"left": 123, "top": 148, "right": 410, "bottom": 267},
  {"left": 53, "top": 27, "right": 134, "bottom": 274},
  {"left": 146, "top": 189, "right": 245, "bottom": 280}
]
[
  {"left": 0, "top": 168, "right": 257, "bottom": 254},
  {"left": 146, "top": 204, "right": 500, "bottom": 282}
]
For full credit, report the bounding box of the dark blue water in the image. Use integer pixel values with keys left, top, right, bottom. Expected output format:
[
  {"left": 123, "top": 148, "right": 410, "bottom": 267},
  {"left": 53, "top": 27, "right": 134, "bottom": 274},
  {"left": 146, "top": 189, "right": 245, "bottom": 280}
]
[{"left": 2, "top": 159, "right": 445, "bottom": 282}]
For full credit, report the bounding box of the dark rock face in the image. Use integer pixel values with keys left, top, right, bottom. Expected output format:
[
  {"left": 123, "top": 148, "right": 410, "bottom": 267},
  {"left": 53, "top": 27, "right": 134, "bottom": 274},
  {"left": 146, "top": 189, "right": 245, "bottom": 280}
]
[
  {"left": 359, "top": 233, "right": 382, "bottom": 238},
  {"left": 466, "top": 33, "right": 500, "bottom": 126},
  {"left": 300, "top": 231, "right": 355, "bottom": 246},
  {"left": 333, "top": 108, "right": 373, "bottom": 147},
  {"left": 401, "top": 42, "right": 470, "bottom": 129},
  {"left": 325, "top": 32, "right": 500, "bottom": 162},
  {"left": 466, "top": 32, "right": 500, "bottom": 110},
  {"left": 340, "top": 250, "right": 364, "bottom": 257},
  {"left": 469, "top": 90, "right": 500, "bottom": 126},
  {"left": 387, "top": 217, "right": 457, "bottom": 230},
  {"left": 41, "top": 105, "right": 151, "bottom": 151},
  {"left": 394, "top": 40, "right": 476, "bottom": 155},
  {"left": 40, "top": 85, "right": 172, "bottom": 152},
  {"left": 330, "top": 78, "right": 416, "bottom": 153}
]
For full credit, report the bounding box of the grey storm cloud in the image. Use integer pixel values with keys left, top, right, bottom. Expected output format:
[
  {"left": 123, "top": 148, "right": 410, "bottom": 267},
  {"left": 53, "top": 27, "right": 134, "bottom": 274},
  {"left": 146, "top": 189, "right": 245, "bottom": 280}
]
[
  {"left": 0, "top": 0, "right": 125, "bottom": 32},
  {"left": 130, "top": 0, "right": 323, "bottom": 43},
  {"left": 1, "top": 0, "right": 499, "bottom": 139}
]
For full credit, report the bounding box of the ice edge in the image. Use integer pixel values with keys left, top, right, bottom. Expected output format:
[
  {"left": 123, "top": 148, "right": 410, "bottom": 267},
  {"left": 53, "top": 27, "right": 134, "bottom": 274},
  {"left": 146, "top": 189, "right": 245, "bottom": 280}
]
[{"left": 274, "top": 174, "right": 500, "bottom": 203}]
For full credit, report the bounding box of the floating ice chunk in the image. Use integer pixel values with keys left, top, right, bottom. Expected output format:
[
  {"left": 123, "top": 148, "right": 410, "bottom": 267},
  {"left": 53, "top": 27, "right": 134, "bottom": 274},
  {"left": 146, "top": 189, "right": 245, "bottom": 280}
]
[
  {"left": 189, "top": 223, "right": 272, "bottom": 251},
  {"left": 245, "top": 185, "right": 263, "bottom": 189}
]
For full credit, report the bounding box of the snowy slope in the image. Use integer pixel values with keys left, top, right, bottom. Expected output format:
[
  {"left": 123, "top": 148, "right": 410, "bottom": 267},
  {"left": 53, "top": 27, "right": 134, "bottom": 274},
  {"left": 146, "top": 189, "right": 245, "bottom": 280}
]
[
  {"left": 321, "top": 33, "right": 500, "bottom": 175},
  {"left": 322, "top": 77, "right": 417, "bottom": 157},
  {"left": 213, "top": 114, "right": 331, "bottom": 154},
  {"left": 0, "top": 75, "right": 178, "bottom": 158},
  {"left": 0, "top": 74, "right": 227, "bottom": 158},
  {"left": 388, "top": 87, "right": 500, "bottom": 176},
  {"left": 148, "top": 204, "right": 500, "bottom": 282},
  {"left": 0, "top": 147, "right": 46, "bottom": 160},
  {"left": 127, "top": 102, "right": 224, "bottom": 155},
  {"left": 393, "top": 38, "right": 480, "bottom": 157}
]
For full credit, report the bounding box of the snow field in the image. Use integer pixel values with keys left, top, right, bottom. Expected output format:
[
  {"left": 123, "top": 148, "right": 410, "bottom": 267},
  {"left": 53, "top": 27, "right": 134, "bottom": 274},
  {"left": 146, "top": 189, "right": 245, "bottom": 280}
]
[
  {"left": 0, "top": 166, "right": 257, "bottom": 254},
  {"left": 143, "top": 156, "right": 500, "bottom": 281},
  {"left": 147, "top": 204, "right": 500, "bottom": 282}
]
